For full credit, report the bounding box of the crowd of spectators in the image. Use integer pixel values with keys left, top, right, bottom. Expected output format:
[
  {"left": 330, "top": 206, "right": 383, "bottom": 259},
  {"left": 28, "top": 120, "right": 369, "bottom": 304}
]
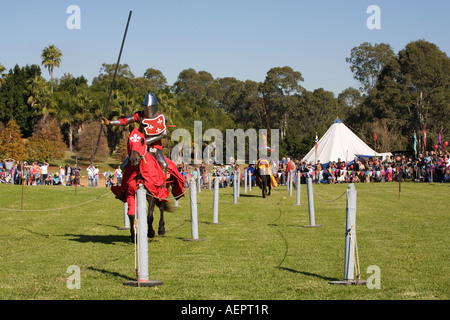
[
  {"left": 280, "top": 150, "right": 450, "bottom": 185},
  {"left": 178, "top": 163, "right": 233, "bottom": 189},
  {"left": 177, "top": 149, "right": 450, "bottom": 189},
  {"left": 0, "top": 159, "right": 82, "bottom": 186},
  {"left": 2, "top": 150, "right": 449, "bottom": 188},
  {"left": 0, "top": 160, "right": 123, "bottom": 187},
  {"left": 177, "top": 162, "right": 257, "bottom": 189}
]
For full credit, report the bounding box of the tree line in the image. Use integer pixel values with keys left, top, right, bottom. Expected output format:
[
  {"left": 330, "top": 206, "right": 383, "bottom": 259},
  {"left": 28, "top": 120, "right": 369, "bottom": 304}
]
[{"left": 0, "top": 39, "right": 449, "bottom": 163}]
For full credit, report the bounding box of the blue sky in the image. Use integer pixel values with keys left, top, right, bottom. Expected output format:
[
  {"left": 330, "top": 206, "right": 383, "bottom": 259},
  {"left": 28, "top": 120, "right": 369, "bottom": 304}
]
[{"left": 1, "top": 0, "right": 449, "bottom": 95}]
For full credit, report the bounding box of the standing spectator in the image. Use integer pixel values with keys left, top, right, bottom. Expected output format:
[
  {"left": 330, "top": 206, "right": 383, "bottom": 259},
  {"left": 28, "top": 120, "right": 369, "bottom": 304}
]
[
  {"left": 30, "top": 162, "right": 37, "bottom": 185},
  {"left": 40, "top": 162, "right": 49, "bottom": 185},
  {"left": 315, "top": 160, "right": 323, "bottom": 184},
  {"left": 285, "top": 158, "right": 294, "bottom": 185},
  {"left": 4, "top": 158, "right": 14, "bottom": 184},
  {"left": 15, "top": 161, "right": 23, "bottom": 185},
  {"left": 87, "top": 164, "right": 94, "bottom": 187},
  {"left": 65, "top": 164, "right": 72, "bottom": 186},
  {"left": 94, "top": 165, "right": 99, "bottom": 187},
  {"left": 59, "top": 166, "right": 65, "bottom": 185},
  {"left": 278, "top": 160, "right": 285, "bottom": 184},
  {"left": 114, "top": 166, "right": 122, "bottom": 186},
  {"left": 192, "top": 167, "right": 198, "bottom": 181},
  {"left": 199, "top": 163, "right": 206, "bottom": 188},
  {"left": 247, "top": 163, "right": 255, "bottom": 187},
  {"left": 74, "top": 164, "right": 81, "bottom": 186},
  {"left": 387, "top": 163, "right": 393, "bottom": 182}
]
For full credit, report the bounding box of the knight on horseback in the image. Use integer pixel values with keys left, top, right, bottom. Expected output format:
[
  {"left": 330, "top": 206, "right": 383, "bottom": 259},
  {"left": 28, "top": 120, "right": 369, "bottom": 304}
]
[
  {"left": 102, "top": 91, "right": 169, "bottom": 177},
  {"left": 104, "top": 92, "right": 185, "bottom": 241},
  {"left": 255, "top": 149, "right": 278, "bottom": 198}
]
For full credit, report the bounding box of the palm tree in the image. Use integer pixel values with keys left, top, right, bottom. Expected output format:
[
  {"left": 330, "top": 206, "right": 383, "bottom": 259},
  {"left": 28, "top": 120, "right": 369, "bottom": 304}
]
[
  {"left": 54, "top": 89, "right": 92, "bottom": 152},
  {"left": 41, "top": 45, "right": 62, "bottom": 92},
  {"left": 0, "top": 63, "right": 6, "bottom": 88},
  {"left": 27, "top": 74, "right": 53, "bottom": 119}
]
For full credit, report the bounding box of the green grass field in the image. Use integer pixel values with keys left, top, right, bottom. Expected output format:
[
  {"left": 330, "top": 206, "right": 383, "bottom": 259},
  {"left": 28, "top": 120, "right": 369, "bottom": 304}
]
[{"left": 0, "top": 181, "right": 448, "bottom": 300}]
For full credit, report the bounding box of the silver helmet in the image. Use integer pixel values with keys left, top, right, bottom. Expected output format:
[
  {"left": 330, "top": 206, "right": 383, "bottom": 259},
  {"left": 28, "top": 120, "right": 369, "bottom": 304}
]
[{"left": 143, "top": 92, "right": 158, "bottom": 118}]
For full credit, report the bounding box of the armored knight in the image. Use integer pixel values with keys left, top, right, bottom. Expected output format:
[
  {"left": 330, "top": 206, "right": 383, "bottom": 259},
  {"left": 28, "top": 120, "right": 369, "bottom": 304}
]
[{"left": 102, "top": 91, "right": 168, "bottom": 175}]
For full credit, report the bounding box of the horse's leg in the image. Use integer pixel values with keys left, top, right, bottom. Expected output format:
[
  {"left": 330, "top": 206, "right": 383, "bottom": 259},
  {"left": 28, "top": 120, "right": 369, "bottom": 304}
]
[
  {"left": 262, "top": 177, "right": 266, "bottom": 198},
  {"left": 147, "top": 195, "right": 156, "bottom": 238},
  {"left": 158, "top": 201, "right": 165, "bottom": 236},
  {"left": 128, "top": 214, "right": 135, "bottom": 243},
  {"left": 126, "top": 192, "right": 137, "bottom": 243}
]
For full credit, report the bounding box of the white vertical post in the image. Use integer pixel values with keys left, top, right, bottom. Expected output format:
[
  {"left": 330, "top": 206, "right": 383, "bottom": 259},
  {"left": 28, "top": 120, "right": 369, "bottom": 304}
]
[
  {"left": 237, "top": 169, "right": 240, "bottom": 197},
  {"left": 244, "top": 169, "right": 248, "bottom": 194},
  {"left": 136, "top": 184, "right": 148, "bottom": 282},
  {"left": 289, "top": 172, "right": 293, "bottom": 196},
  {"left": 248, "top": 170, "right": 252, "bottom": 191},
  {"left": 304, "top": 177, "right": 322, "bottom": 228},
  {"left": 184, "top": 177, "right": 206, "bottom": 241},
  {"left": 344, "top": 184, "right": 357, "bottom": 280},
  {"left": 123, "top": 184, "right": 163, "bottom": 287},
  {"left": 118, "top": 202, "right": 130, "bottom": 230},
  {"left": 190, "top": 177, "right": 199, "bottom": 239},
  {"left": 329, "top": 183, "right": 365, "bottom": 286},
  {"left": 295, "top": 172, "right": 301, "bottom": 206},
  {"left": 124, "top": 203, "right": 130, "bottom": 228},
  {"left": 208, "top": 173, "right": 212, "bottom": 190},
  {"left": 287, "top": 172, "right": 290, "bottom": 191},
  {"left": 233, "top": 172, "right": 238, "bottom": 204},
  {"left": 212, "top": 177, "right": 219, "bottom": 224}
]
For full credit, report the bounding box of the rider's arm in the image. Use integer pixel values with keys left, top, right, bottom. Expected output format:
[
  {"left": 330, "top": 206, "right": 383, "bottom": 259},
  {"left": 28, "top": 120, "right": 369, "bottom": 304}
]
[
  {"left": 103, "top": 112, "right": 140, "bottom": 126},
  {"left": 145, "top": 129, "right": 168, "bottom": 146}
]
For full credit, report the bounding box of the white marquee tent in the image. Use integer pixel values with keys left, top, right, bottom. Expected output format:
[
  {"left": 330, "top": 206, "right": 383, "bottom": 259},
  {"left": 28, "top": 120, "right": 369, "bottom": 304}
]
[{"left": 302, "top": 119, "right": 391, "bottom": 165}]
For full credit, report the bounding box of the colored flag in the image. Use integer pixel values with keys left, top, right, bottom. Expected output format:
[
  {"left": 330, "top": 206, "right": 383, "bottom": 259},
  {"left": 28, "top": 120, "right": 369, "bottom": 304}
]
[
  {"left": 314, "top": 132, "right": 318, "bottom": 163},
  {"left": 374, "top": 131, "right": 377, "bottom": 141},
  {"left": 413, "top": 131, "right": 417, "bottom": 155},
  {"left": 423, "top": 124, "right": 427, "bottom": 150},
  {"left": 314, "top": 132, "right": 319, "bottom": 151},
  {"left": 439, "top": 132, "right": 442, "bottom": 151}
]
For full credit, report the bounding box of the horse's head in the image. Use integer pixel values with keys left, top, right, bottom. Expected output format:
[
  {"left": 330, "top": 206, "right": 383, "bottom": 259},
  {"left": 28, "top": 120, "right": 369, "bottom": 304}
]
[{"left": 127, "top": 129, "right": 147, "bottom": 167}]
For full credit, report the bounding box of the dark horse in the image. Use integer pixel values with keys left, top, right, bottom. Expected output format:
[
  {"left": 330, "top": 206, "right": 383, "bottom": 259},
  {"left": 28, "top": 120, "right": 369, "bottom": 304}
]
[
  {"left": 115, "top": 128, "right": 174, "bottom": 242},
  {"left": 254, "top": 158, "right": 275, "bottom": 198},
  {"left": 129, "top": 146, "right": 172, "bottom": 239}
]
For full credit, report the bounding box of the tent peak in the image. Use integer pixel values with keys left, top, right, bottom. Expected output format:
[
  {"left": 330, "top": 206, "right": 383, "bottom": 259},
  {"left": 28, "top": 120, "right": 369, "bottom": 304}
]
[{"left": 334, "top": 118, "right": 342, "bottom": 124}]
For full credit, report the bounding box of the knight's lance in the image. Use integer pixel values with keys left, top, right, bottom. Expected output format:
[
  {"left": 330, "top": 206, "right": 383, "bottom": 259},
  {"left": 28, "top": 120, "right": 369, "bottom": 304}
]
[{"left": 94, "top": 10, "right": 132, "bottom": 158}]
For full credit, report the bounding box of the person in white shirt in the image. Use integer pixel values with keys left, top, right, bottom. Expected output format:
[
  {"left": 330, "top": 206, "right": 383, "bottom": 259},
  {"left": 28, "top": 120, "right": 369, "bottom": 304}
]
[
  {"left": 40, "top": 162, "right": 49, "bottom": 185},
  {"left": 59, "top": 166, "right": 65, "bottom": 185},
  {"left": 87, "top": 164, "right": 94, "bottom": 187},
  {"left": 114, "top": 166, "right": 122, "bottom": 186},
  {"left": 94, "top": 165, "right": 99, "bottom": 187}
]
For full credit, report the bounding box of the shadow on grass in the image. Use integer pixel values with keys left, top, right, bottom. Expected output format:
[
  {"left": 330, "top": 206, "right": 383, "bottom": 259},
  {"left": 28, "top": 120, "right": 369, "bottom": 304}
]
[
  {"left": 65, "top": 233, "right": 131, "bottom": 244},
  {"left": 87, "top": 266, "right": 135, "bottom": 281},
  {"left": 278, "top": 267, "right": 339, "bottom": 282},
  {"left": 238, "top": 194, "right": 263, "bottom": 198}
]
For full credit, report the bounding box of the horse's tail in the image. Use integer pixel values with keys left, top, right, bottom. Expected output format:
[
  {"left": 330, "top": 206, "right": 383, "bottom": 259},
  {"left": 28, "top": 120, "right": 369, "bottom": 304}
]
[{"left": 157, "top": 199, "right": 175, "bottom": 212}]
